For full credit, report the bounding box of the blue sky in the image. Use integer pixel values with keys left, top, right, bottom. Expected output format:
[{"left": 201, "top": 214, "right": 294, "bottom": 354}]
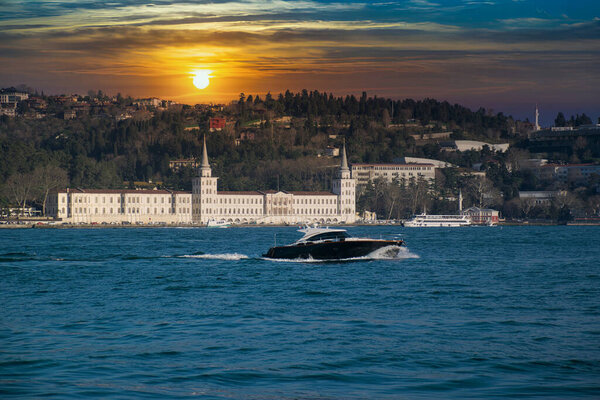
[{"left": 0, "top": 0, "right": 598, "bottom": 124}]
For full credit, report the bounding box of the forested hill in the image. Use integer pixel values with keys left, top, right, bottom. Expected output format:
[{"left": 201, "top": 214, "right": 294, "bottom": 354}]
[{"left": 1, "top": 90, "right": 536, "bottom": 212}]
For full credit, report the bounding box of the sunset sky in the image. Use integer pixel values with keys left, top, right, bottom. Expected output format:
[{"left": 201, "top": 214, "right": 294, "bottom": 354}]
[{"left": 1, "top": 0, "right": 598, "bottom": 124}]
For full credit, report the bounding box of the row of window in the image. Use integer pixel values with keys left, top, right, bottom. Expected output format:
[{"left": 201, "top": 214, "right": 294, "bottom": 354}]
[
  {"left": 194, "top": 197, "right": 342, "bottom": 205},
  {"left": 196, "top": 208, "right": 342, "bottom": 215},
  {"left": 298, "top": 198, "right": 335, "bottom": 205},
  {"left": 196, "top": 208, "right": 262, "bottom": 215},
  {"left": 60, "top": 196, "right": 190, "bottom": 204},
  {"left": 354, "top": 166, "right": 432, "bottom": 171},
  {"left": 67, "top": 207, "right": 191, "bottom": 215}
]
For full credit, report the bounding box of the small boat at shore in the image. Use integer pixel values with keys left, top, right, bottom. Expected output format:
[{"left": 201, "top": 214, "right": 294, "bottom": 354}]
[
  {"left": 263, "top": 226, "right": 403, "bottom": 260},
  {"left": 206, "top": 219, "right": 230, "bottom": 228}
]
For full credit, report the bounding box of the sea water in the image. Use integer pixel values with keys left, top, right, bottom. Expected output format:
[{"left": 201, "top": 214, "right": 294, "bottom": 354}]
[{"left": 1, "top": 226, "right": 599, "bottom": 398}]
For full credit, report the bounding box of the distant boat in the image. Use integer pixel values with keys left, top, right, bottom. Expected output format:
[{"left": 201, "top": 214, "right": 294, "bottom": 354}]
[
  {"left": 403, "top": 214, "right": 472, "bottom": 227},
  {"left": 206, "top": 219, "right": 230, "bottom": 228},
  {"left": 403, "top": 189, "right": 472, "bottom": 227},
  {"left": 263, "top": 226, "right": 403, "bottom": 260}
]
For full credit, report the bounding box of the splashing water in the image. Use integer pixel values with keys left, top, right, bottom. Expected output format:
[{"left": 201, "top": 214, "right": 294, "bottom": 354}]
[{"left": 179, "top": 253, "right": 249, "bottom": 260}]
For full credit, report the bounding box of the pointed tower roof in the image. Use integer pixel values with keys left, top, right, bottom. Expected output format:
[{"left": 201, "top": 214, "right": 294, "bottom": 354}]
[
  {"left": 340, "top": 139, "right": 349, "bottom": 172},
  {"left": 201, "top": 134, "right": 210, "bottom": 168}
]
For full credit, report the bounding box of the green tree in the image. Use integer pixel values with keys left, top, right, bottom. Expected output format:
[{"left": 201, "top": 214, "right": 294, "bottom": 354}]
[{"left": 555, "top": 112, "right": 566, "bottom": 127}]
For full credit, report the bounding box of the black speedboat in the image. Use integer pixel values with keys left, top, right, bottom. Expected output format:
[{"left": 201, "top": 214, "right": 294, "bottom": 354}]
[{"left": 263, "top": 227, "right": 404, "bottom": 260}]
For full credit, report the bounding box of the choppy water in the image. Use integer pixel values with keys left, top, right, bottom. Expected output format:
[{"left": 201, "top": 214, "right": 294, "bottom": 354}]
[{"left": 1, "top": 226, "right": 599, "bottom": 398}]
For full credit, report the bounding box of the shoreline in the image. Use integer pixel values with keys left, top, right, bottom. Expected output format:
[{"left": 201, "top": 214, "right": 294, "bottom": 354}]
[{"left": 1, "top": 221, "right": 597, "bottom": 229}]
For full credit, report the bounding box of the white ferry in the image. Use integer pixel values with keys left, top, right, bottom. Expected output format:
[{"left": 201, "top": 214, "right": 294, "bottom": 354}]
[{"left": 403, "top": 214, "right": 472, "bottom": 227}]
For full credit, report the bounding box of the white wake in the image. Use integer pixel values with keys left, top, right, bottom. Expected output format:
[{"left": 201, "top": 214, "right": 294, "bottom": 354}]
[{"left": 179, "top": 253, "right": 249, "bottom": 260}]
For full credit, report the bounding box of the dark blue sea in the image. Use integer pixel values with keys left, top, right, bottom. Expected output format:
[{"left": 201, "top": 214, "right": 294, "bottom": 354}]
[{"left": 1, "top": 226, "right": 599, "bottom": 399}]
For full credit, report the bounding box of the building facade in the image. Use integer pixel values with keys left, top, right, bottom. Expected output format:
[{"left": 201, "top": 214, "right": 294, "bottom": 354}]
[
  {"left": 46, "top": 141, "right": 356, "bottom": 225},
  {"left": 440, "top": 140, "right": 509, "bottom": 152},
  {"left": 397, "top": 157, "right": 456, "bottom": 168},
  {"left": 209, "top": 117, "right": 226, "bottom": 131},
  {"left": 169, "top": 158, "right": 199, "bottom": 171},
  {"left": 519, "top": 190, "right": 567, "bottom": 206},
  {"left": 0, "top": 91, "right": 29, "bottom": 104},
  {"left": 462, "top": 207, "right": 500, "bottom": 225},
  {"left": 535, "top": 164, "right": 600, "bottom": 185},
  {"left": 192, "top": 138, "right": 356, "bottom": 224},
  {"left": 45, "top": 189, "right": 192, "bottom": 224},
  {"left": 351, "top": 163, "right": 436, "bottom": 186}
]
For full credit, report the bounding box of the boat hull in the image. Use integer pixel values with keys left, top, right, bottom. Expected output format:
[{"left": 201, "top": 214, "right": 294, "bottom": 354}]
[
  {"left": 206, "top": 220, "right": 230, "bottom": 228},
  {"left": 263, "top": 239, "right": 403, "bottom": 260},
  {"left": 403, "top": 221, "right": 470, "bottom": 227},
  {"left": 403, "top": 214, "right": 471, "bottom": 227}
]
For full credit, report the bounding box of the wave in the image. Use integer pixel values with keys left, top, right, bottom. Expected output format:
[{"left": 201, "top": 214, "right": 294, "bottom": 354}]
[
  {"left": 178, "top": 253, "right": 249, "bottom": 260},
  {"left": 1, "top": 252, "right": 30, "bottom": 257}
]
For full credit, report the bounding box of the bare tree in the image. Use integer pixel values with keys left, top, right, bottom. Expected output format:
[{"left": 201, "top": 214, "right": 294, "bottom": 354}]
[
  {"left": 505, "top": 148, "right": 530, "bottom": 172},
  {"left": 386, "top": 181, "right": 403, "bottom": 220},
  {"left": 586, "top": 195, "right": 600, "bottom": 215},
  {"left": 553, "top": 191, "right": 579, "bottom": 210},
  {"left": 32, "top": 165, "right": 68, "bottom": 216},
  {"left": 519, "top": 198, "right": 536, "bottom": 218},
  {"left": 3, "top": 172, "right": 35, "bottom": 216},
  {"left": 372, "top": 177, "right": 388, "bottom": 216},
  {"left": 406, "top": 177, "right": 430, "bottom": 215},
  {"left": 466, "top": 176, "right": 495, "bottom": 207}
]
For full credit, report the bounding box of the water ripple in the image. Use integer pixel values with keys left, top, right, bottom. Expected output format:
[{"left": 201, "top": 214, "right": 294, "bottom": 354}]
[{"left": 1, "top": 226, "right": 599, "bottom": 398}]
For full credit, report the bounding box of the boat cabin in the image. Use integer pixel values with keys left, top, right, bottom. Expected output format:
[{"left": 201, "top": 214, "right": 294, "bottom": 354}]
[{"left": 295, "top": 228, "right": 350, "bottom": 244}]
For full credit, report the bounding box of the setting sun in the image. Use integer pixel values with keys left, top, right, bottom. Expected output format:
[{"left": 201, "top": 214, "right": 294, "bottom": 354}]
[{"left": 192, "top": 70, "right": 212, "bottom": 90}]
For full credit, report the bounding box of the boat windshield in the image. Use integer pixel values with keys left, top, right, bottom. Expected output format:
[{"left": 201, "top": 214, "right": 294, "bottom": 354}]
[{"left": 302, "top": 231, "right": 350, "bottom": 243}]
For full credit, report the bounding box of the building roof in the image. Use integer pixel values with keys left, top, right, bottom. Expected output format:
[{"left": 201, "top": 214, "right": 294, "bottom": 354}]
[
  {"left": 288, "top": 191, "right": 336, "bottom": 196},
  {"left": 57, "top": 188, "right": 190, "bottom": 195},
  {"left": 217, "top": 190, "right": 336, "bottom": 196},
  {"left": 542, "top": 163, "right": 599, "bottom": 168},
  {"left": 352, "top": 163, "right": 435, "bottom": 168},
  {"left": 258, "top": 190, "right": 283, "bottom": 194},
  {"left": 340, "top": 141, "right": 349, "bottom": 172},
  {"left": 218, "top": 191, "right": 264, "bottom": 196},
  {"left": 463, "top": 206, "right": 498, "bottom": 212},
  {"left": 519, "top": 190, "right": 566, "bottom": 199},
  {"left": 201, "top": 134, "right": 210, "bottom": 168},
  {"left": 398, "top": 157, "right": 456, "bottom": 168}
]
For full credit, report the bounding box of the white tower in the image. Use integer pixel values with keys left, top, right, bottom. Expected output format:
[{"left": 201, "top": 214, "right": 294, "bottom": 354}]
[
  {"left": 332, "top": 141, "right": 356, "bottom": 223},
  {"left": 535, "top": 104, "right": 540, "bottom": 131},
  {"left": 192, "top": 135, "right": 218, "bottom": 223}
]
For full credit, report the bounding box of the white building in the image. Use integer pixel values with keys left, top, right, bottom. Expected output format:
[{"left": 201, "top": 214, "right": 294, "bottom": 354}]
[
  {"left": 351, "top": 163, "right": 436, "bottom": 186},
  {"left": 519, "top": 191, "right": 567, "bottom": 205},
  {"left": 441, "top": 140, "right": 509, "bottom": 152},
  {"left": 45, "top": 189, "right": 192, "bottom": 224},
  {"left": 46, "top": 141, "right": 357, "bottom": 225},
  {"left": 192, "top": 138, "right": 356, "bottom": 224},
  {"left": 397, "top": 156, "right": 456, "bottom": 168},
  {"left": 324, "top": 146, "right": 340, "bottom": 157},
  {"left": 0, "top": 91, "right": 29, "bottom": 104},
  {"left": 135, "top": 98, "right": 161, "bottom": 107}
]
